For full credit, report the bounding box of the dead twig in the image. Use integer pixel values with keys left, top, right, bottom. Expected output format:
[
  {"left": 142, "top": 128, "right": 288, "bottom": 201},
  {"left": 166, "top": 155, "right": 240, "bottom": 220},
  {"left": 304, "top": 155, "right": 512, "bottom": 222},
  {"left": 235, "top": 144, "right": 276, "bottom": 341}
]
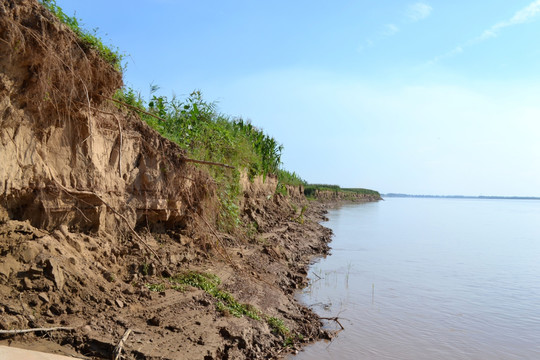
[
  {"left": 112, "top": 328, "right": 132, "bottom": 360},
  {"left": 0, "top": 326, "right": 74, "bottom": 335},
  {"left": 196, "top": 213, "right": 236, "bottom": 267},
  {"left": 319, "top": 317, "right": 345, "bottom": 330},
  {"left": 179, "top": 156, "right": 235, "bottom": 169}
]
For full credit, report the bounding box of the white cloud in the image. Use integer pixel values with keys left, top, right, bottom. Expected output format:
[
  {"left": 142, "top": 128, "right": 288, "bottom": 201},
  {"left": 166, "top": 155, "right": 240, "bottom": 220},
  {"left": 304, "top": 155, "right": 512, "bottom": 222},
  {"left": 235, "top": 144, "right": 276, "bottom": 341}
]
[
  {"left": 358, "top": 25, "right": 398, "bottom": 52},
  {"left": 477, "top": 0, "right": 540, "bottom": 41},
  {"left": 358, "top": 3, "right": 427, "bottom": 52},
  {"left": 430, "top": 0, "right": 540, "bottom": 64},
  {"left": 428, "top": 46, "right": 463, "bottom": 65},
  {"left": 383, "top": 24, "right": 400, "bottom": 36},
  {"left": 407, "top": 2, "right": 433, "bottom": 22}
]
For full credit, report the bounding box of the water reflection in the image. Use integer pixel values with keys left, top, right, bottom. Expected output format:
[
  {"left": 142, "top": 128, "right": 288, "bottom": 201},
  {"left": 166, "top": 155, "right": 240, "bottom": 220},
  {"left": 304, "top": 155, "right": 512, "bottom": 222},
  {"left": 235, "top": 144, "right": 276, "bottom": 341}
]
[{"left": 292, "top": 199, "right": 540, "bottom": 360}]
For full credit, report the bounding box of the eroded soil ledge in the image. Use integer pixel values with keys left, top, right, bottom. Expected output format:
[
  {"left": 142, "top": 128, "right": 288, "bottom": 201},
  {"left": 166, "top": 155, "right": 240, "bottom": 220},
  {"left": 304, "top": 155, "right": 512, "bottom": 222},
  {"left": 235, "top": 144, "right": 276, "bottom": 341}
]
[{"left": 0, "top": 1, "right": 356, "bottom": 358}]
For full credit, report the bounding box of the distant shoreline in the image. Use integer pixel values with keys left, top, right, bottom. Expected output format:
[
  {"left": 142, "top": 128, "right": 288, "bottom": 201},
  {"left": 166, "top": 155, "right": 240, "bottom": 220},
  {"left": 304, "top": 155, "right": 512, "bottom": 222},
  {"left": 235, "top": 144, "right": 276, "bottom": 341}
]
[{"left": 383, "top": 193, "right": 540, "bottom": 200}]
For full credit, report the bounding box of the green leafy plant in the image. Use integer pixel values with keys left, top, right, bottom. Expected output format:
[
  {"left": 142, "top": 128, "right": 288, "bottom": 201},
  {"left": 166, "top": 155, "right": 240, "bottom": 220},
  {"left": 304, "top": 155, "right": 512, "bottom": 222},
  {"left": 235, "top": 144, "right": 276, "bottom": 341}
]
[
  {"left": 145, "top": 283, "right": 165, "bottom": 292},
  {"left": 266, "top": 316, "right": 290, "bottom": 336},
  {"left": 172, "top": 272, "right": 260, "bottom": 319},
  {"left": 293, "top": 205, "right": 307, "bottom": 224},
  {"left": 113, "top": 87, "right": 285, "bottom": 232},
  {"left": 140, "top": 263, "right": 149, "bottom": 276}
]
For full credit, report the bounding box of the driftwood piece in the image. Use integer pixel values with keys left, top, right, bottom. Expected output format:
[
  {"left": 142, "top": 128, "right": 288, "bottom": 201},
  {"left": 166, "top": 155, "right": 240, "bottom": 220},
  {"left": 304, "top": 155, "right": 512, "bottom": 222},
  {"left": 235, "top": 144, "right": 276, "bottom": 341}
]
[
  {"left": 0, "top": 326, "right": 73, "bottom": 335},
  {"left": 320, "top": 316, "right": 345, "bottom": 330},
  {"left": 112, "top": 328, "right": 132, "bottom": 360}
]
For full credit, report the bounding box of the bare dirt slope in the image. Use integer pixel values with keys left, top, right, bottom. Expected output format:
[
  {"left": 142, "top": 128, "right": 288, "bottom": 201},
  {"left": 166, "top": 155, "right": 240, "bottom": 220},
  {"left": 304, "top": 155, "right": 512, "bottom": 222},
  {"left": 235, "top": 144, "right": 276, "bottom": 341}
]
[
  {"left": 0, "top": 1, "right": 338, "bottom": 359},
  {"left": 0, "top": 187, "right": 334, "bottom": 359}
]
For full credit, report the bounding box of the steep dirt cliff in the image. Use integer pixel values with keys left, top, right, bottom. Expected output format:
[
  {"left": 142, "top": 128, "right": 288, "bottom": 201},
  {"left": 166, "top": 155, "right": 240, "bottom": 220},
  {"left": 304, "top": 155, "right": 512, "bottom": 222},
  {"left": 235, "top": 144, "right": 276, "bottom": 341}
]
[
  {"left": 0, "top": 1, "right": 339, "bottom": 359},
  {"left": 0, "top": 0, "right": 215, "bottom": 234}
]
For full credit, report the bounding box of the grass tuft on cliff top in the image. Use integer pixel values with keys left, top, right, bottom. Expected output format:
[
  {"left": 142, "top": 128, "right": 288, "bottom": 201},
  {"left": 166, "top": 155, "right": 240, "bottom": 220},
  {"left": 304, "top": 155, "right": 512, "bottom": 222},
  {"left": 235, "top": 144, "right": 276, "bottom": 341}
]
[
  {"left": 114, "top": 87, "right": 290, "bottom": 231},
  {"left": 40, "top": 0, "right": 123, "bottom": 70}
]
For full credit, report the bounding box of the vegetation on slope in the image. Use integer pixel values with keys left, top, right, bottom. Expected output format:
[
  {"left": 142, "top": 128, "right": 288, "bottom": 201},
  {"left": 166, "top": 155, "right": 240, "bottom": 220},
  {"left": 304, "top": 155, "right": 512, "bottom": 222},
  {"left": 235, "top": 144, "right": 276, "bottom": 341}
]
[
  {"left": 304, "top": 184, "right": 381, "bottom": 199},
  {"left": 40, "top": 0, "right": 380, "bottom": 230},
  {"left": 114, "top": 87, "right": 288, "bottom": 231}
]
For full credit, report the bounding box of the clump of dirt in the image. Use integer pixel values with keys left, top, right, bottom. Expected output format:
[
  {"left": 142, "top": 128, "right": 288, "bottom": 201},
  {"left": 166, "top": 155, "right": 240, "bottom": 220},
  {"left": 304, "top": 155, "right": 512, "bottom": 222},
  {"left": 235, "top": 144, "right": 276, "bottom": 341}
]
[{"left": 0, "top": 1, "right": 348, "bottom": 359}]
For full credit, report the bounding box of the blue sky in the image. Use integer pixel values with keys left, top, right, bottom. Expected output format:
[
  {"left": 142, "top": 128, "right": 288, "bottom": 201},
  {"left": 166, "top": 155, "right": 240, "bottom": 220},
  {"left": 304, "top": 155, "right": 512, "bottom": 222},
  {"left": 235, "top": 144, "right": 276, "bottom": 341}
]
[{"left": 58, "top": 1, "right": 540, "bottom": 196}]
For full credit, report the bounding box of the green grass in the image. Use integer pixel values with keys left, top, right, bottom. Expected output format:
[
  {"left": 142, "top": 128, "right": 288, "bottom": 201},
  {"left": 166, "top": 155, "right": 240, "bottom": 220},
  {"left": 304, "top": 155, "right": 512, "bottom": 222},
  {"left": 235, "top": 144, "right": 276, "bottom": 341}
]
[
  {"left": 277, "top": 169, "right": 306, "bottom": 187},
  {"left": 275, "top": 169, "right": 307, "bottom": 196},
  {"left": 40, "top": 0, "right": 123, "bottom": 70},
  {"left": 145, "top": 283, "right": 165, "bottom": 292},
  {"left": 266, "top": 316, "right": 290, "bottom": 336},
  {"left": 171, "top": 272, "right": 261, "bottom": 320},
  {"left": 304, "top": 184, "right": 381, "bottom": 199},
  {"left": 113, "top": 88, "right": 285, "bottom": 231},
  {"left": 172, "top": 272, "right": 221, "bottom": 292},
  {"left": 145, "top": 272, "right": 302, "bottom": 346},
  {"left": 153, "top": 271, "right": 294, "bottom": 340}
]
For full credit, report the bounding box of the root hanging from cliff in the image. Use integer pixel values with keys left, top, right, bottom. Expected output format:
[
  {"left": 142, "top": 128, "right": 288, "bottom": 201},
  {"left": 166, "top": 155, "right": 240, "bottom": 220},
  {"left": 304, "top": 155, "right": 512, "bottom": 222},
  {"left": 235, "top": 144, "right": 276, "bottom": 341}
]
[
  {"left": 0, "top": 0, "right": 121, "bottom": 123},
  {"left": 49, "top": 170, "right": 163, "bottom": 264}
]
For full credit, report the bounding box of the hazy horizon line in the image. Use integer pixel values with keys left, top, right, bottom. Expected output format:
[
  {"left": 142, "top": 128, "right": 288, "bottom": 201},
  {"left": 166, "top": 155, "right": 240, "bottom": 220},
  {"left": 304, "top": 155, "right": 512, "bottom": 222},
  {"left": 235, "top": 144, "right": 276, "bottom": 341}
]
[{"left": 383, "top": 193, "right": 540, "bottom": 200}]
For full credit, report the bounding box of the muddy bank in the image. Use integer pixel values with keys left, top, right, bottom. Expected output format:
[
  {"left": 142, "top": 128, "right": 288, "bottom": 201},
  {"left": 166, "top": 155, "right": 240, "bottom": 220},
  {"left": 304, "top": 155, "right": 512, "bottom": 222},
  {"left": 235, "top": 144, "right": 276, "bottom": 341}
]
[
  {"left": 0, "top": 192, "right": 337, "bottom": 359},
  {"left": 0, "top": 1, "right": 380, "bottom": 358}
]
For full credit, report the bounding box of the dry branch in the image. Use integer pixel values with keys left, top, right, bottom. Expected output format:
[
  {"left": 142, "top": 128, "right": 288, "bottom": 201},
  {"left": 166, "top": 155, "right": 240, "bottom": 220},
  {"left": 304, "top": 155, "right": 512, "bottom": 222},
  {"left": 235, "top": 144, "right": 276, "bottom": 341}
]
[
  {"left": 179, "top": 157, "right": 235, "bottom": 169},
  {"left": 0, "top": 326, "right": 73, "bottom": 335},
  {"left": 197, "top": 213, "right": 236, "bottom": 266},
  {"left": 319, "top": 317, "right": 345, "bottom": 330},
  {"left": 112, "top": 328, "right": 132, "bottom": 360}
]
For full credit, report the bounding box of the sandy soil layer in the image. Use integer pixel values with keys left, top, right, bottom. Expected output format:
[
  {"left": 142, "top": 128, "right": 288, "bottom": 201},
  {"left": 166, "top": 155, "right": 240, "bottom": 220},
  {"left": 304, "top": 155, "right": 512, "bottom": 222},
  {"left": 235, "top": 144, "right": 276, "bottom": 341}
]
[{"left": 0, "top": 197, "right": 338, "bottom": 359}]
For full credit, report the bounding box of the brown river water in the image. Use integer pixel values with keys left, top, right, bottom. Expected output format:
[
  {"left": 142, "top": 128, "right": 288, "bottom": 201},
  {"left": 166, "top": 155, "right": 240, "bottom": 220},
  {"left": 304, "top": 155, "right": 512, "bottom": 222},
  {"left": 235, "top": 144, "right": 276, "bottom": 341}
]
[{"left": 291, "top": 198, "right": 540, "bottom": 360}]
